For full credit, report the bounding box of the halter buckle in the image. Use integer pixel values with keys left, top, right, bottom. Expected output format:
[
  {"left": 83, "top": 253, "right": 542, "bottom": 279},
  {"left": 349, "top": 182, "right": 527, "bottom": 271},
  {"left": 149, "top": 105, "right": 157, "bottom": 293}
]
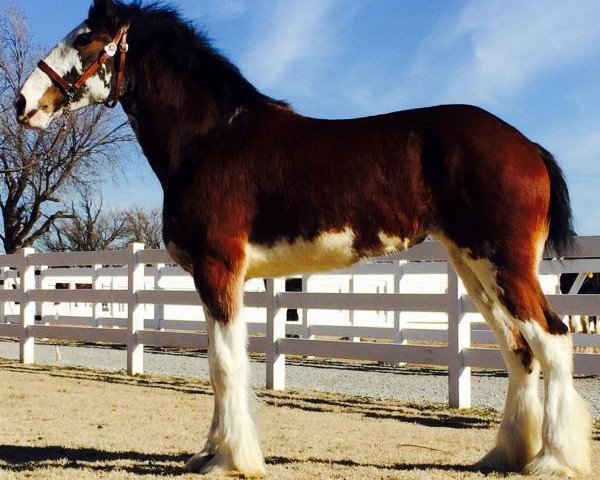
[{"left": 104, "top": 43, "right": 118, "bottom": 57}]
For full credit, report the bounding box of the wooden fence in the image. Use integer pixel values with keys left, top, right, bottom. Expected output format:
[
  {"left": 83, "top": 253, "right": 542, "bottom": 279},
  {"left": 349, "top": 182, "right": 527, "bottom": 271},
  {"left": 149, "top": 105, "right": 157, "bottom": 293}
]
[{"left": 1, "top": 238, "right": 600, "bottom": 408}]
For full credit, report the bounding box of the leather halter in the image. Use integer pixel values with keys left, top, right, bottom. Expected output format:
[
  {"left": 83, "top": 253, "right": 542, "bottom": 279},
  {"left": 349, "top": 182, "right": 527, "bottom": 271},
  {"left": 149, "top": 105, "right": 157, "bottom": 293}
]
[{"left": 37, "top": 25, "right": 130, "bottom": 109}]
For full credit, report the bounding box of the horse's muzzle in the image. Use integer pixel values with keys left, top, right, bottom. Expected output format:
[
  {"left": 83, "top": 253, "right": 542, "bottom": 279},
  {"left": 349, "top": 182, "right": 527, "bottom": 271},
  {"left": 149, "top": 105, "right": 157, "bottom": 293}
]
[{"left": 14, "top": 93, "right": 26, "bottom": 118}]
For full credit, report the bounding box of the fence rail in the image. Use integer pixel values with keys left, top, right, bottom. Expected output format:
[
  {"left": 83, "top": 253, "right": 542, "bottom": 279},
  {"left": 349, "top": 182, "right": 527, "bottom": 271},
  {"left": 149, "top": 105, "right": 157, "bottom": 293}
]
[{"left": 0, "top": 238, "right": 600, "bottom": 408}]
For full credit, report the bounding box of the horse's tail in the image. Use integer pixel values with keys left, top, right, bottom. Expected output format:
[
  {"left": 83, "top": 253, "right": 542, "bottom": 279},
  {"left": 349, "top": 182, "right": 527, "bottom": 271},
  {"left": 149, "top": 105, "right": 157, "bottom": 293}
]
[{"left": 537, "top": 143, "right": 576, "bottom": 256}]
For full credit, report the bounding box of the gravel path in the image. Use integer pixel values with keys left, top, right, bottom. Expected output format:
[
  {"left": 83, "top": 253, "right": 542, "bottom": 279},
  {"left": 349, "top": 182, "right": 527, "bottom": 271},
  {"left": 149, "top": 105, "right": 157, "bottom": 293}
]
[{"left": 1, "top": 339, "right": 599, "bottom": 418}]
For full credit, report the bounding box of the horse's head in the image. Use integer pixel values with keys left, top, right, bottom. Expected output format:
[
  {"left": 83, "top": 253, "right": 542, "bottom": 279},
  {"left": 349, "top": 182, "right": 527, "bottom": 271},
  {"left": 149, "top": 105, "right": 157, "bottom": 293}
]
[{"left": 15, "top": 0, "right": 129, "bottom": 129}]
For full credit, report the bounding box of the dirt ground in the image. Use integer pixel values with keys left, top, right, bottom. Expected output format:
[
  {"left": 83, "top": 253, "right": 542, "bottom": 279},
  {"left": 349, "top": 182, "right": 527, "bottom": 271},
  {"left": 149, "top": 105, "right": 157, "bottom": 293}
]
[{"left": 0, "top": 359, "right": 598, "bottom": 480}]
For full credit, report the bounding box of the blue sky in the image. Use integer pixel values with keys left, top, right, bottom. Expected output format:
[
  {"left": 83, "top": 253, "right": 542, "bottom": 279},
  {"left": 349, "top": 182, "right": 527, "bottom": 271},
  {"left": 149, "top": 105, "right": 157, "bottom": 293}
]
[{"left": 5, "top": 0, "right": 600, "bottom": 234}]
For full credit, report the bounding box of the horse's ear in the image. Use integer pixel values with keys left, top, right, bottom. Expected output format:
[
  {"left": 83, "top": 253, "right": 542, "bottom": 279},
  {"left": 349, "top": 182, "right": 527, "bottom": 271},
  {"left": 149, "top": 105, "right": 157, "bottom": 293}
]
[{"left": 93, "top": 0, "right": 117, "bottom": 15}]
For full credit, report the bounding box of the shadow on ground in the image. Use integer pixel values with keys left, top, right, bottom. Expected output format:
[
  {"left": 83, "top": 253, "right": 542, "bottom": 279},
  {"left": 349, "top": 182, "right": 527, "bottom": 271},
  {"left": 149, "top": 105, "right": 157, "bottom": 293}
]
[
  {"left": 0, "top": 359, "right": 501, "bottom": 431},
  {"left": 0, "top": 444, "right": 481, "bottom": 477},
  {"left": 0, "top": 445, "right": 190, "bottom": 476},
  {"left": 266, "top": 454, "right": 476, "bottom": 473}
]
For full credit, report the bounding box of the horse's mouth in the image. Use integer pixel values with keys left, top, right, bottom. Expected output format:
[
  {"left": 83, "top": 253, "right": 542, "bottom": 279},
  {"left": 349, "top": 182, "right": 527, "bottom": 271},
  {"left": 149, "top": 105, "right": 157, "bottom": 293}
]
[{"left": 17, "top": 108, "right": 55, "bottom": 130}]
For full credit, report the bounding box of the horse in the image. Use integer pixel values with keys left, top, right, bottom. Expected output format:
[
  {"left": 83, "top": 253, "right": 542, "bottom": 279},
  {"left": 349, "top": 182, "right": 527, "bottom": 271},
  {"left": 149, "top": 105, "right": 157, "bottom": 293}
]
[
  {"left": 560, "top": 273, "right": 600, "bottom": 334},
  {"left": 15, "top": 0, "right": 592, "bottom": 477}
]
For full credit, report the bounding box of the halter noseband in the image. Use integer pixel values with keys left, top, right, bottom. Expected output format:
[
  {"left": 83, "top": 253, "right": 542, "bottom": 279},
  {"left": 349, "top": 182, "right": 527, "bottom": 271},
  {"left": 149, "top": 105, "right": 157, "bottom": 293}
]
[{"left": 37, "top": 25, "right": 130, "bottom": 109}]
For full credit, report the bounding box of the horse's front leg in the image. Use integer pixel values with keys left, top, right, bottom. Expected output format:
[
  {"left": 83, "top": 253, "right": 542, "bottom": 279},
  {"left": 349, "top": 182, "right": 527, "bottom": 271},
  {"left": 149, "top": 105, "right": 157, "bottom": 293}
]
[{"left": 185, "top": 249, "right": 266, "bottom": 477}]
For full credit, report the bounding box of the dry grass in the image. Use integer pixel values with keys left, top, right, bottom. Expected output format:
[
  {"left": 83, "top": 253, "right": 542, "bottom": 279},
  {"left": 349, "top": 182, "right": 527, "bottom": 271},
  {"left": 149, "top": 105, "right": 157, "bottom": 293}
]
[{"left": 0, "top": 359, "right": 598, "bottom": 479}]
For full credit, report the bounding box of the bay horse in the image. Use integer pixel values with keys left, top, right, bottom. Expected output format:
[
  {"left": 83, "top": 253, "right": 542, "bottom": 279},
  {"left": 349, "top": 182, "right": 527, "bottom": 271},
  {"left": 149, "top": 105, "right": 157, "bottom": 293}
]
[{"left": 15, "top": 0, "right": 592, "bottom": 477}]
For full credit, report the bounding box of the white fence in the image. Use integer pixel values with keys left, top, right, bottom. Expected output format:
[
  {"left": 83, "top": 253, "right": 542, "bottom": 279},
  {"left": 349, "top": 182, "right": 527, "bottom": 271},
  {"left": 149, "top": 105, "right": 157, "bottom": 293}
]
[{"left": 1, "top": 238, "right": 600, "bottom": 408}]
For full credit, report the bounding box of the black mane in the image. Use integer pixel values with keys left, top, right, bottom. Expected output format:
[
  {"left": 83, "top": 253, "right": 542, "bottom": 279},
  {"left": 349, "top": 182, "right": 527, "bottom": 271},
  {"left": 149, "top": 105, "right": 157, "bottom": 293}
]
[{"left": 88, "top": 1, "right": 288, "bottom": 115}]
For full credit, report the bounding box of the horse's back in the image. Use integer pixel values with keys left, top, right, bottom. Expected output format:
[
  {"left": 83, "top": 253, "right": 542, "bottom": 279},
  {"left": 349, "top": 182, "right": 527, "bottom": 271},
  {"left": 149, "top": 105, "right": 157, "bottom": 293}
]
[{"left": 250, "top": 103, "right": 549, "bottom": 251}]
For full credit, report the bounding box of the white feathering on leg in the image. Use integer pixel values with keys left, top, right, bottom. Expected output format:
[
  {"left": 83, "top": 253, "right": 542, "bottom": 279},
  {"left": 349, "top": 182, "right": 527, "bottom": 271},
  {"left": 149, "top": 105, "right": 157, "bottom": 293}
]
[
  {"left": 519, "top": 322, "right": 592, "bottom": 477},
  {"left": 187, "top": 305, "right": 266, "bottom": 476}
]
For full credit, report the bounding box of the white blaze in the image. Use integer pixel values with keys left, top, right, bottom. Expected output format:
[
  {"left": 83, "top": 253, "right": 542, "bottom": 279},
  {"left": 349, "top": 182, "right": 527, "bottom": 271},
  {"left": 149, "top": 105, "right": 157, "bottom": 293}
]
[{"left": 18, "top": 22, "right": 113, "bottom": 129}]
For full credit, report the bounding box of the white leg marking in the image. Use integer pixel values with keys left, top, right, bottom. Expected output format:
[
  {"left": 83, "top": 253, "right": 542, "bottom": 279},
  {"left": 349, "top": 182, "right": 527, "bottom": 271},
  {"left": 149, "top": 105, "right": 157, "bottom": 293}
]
[
  {"left": 474, "top": 311, "right": 543, "bottom": 472},
  {"left": 186, "top": 305, "right": 265, "bottom": 476},
  {"left": 519, "top": 321, "right": 592, "bottom": 477},
  {"left": 444, "top": 244, "right": 542, "bottom": 471},
  {"left": 439, "top": 235, "right": 591, "bottom": 476}
]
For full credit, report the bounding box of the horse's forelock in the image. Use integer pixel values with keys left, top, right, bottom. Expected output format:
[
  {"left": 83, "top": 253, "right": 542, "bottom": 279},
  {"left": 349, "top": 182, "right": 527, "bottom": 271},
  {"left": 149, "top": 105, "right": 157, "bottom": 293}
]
[
  {"left": 87, "top": 0, "right": 129, "bottom": 31},
  {"left": 87, "top": 1, "right": 182, "bottom": 35}
]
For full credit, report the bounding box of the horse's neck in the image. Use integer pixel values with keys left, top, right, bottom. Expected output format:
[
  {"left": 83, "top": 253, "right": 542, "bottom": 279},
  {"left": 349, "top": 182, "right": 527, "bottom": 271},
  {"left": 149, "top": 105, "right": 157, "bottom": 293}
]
[
  {"left": 120, "top": 58, "right": 296, "bottom": 193},
  {"left": 120, "top": 69, "right": 222, "bottom": 188}
]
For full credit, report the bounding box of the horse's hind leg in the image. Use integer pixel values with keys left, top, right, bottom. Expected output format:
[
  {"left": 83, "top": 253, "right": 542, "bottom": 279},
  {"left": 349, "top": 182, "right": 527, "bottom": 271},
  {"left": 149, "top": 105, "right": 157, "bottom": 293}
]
[
  {"left": 509, "top": 295, "right": 592, "bottom": 476},
  {"left": 442, "top": 240, "right": 543, "bottom": 472},
  {"left": 580, "top": 315, "right": 590, "bottom": 334},
  {"left": 568, "top": 315, "right": 577, "bottom": 333},
  {"left": 450, "top": 239, "right": 592, "bottom": 477},
  {"left": 186, "top": 248, "right": 265, "bottom": 477}
]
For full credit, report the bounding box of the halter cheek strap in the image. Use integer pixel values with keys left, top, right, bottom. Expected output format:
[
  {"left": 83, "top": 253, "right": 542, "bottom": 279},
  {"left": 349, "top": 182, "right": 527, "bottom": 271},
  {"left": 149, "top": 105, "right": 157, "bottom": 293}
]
[
  {"left": 37, "top": 25, "right": 130, "bottom": 109},
  {"left": 106, "top": 27, "right": 129, "bottom": 108}
]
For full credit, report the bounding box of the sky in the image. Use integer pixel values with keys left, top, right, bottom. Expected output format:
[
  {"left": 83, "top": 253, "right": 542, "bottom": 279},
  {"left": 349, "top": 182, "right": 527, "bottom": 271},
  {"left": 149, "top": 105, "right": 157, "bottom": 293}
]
[{"left": 4, "top": 0, "right": 600, "bottom": 234}]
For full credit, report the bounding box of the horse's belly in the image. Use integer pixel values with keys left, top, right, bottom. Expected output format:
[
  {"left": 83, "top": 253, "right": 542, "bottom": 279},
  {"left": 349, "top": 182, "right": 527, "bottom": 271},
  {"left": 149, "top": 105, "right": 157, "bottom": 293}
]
[
  {"left": 245, "top": 228, "right": 411, "bottom": 279},
  {"left": 245, "top": 228, "right": 358, "bottom": 279},
  {"left": 166, "top": 229, "right": 412, "bottom": 279}
]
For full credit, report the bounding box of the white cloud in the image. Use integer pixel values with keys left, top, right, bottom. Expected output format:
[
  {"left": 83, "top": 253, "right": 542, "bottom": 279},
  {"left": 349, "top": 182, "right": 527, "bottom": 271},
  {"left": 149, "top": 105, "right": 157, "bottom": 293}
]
[
  {"left": 424, "top": 0, "right": 600, "bottom": 102},
  {"left": 552, "top": 130, "right": 600, "bottom": 172},
  {"left": 241, "top": 0, "right": 342, "bottom": 88},
  {"left": 204, "top": 0, "right": 247, "bottom": 20},
  {"left": 333, "top": 1, "right": 600, "bottom": 233},
  {"left": 546, "top": 128, "right": 600, "bottom": 235},
  {"left": 342, "top": 0, "right": 600, "bottom": 113}
]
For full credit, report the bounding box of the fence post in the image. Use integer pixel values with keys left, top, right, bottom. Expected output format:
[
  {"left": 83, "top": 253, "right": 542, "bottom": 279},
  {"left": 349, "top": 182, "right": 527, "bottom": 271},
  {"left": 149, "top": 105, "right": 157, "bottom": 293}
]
[
  {"left": 92, "top": 264, "right": 102, "bottom": 327},
  {"left": 0, "top": 266, "right": 10, "bottom": 323},
  {"left": 265, "top": 277, "right": 286, "bottom": 390},
  {"left": 348, "top": 275, "right": 360, "bottom": 342},
  {"left": 447, "top": 261, "right": 471, "bottom": 408},
  {"left": 392, "top": 262, "right": 408, "bottom": 367},
  {"left": 155, "top": 263, "right": 165, "bottom": 330},
  {"left": 301, "top": 274, "right": 313, "bottom": 340},
  {"left": 127, "top": 243, "right": 145, "bottom": 375},
  {"left": 19, "top": 247, "right": 36, "bottom": 364},
  {"left": 34, "top": 265, "right": 46, "bottom": 324},
  {"left": 393, "top": 262, "right": 406, "bottom": 345}
]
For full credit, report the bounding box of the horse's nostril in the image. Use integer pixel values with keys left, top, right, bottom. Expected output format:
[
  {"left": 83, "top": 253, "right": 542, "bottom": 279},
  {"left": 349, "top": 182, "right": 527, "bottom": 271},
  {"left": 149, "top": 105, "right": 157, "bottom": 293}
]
[{"left": 14, "top": 94, "right": 26, "bottom": 117}]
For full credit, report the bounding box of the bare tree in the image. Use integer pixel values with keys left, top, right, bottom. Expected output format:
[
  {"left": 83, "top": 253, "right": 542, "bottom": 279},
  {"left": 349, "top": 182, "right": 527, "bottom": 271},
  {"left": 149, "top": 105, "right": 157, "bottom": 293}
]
[
  {"left": 0, "top": 7, "right": 132, "bottom": 253},
  {"left": 121, "top": 205, "right": 163, "bottom": 248},
  {"left": 39, "top": 187, "right": 126, "bottom": 252}
]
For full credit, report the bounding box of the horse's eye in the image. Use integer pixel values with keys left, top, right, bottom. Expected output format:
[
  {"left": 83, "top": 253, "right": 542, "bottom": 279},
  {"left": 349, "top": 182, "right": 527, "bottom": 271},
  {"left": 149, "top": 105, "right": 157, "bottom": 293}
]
[{"left": 74, "top": 33, "right": 92, "bottom": 47}]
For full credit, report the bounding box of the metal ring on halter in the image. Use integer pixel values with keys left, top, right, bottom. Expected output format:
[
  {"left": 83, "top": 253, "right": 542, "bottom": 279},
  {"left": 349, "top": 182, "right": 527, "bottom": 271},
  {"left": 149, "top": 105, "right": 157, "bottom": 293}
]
[
  {"left": 104, "top": 43, "right": 118, "bottom": 57},
  {"left": 65, "top": 87, "right": 76, "bottom": 101}
]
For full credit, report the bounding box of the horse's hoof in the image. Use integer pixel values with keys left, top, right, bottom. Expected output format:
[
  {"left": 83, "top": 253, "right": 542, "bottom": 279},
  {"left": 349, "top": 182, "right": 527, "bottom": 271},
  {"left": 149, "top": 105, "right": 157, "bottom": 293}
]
[
  {"left": 474, "top": 442, "right": 540, "bottom": 474},
  {"left": 186, "top": 451, "right": 266, "bottom": 477},
  {"left": 524, "top": 455, "right": 580, "bottom": 478},
  {"left": 185, "top": 451, "right": 216, "bottom": 472},
  {"left": 473, "top": 446, "right": 523, "bottom": 473},
  {"left": 202, "top": 454, "right": 265, "bottom": 478}
]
